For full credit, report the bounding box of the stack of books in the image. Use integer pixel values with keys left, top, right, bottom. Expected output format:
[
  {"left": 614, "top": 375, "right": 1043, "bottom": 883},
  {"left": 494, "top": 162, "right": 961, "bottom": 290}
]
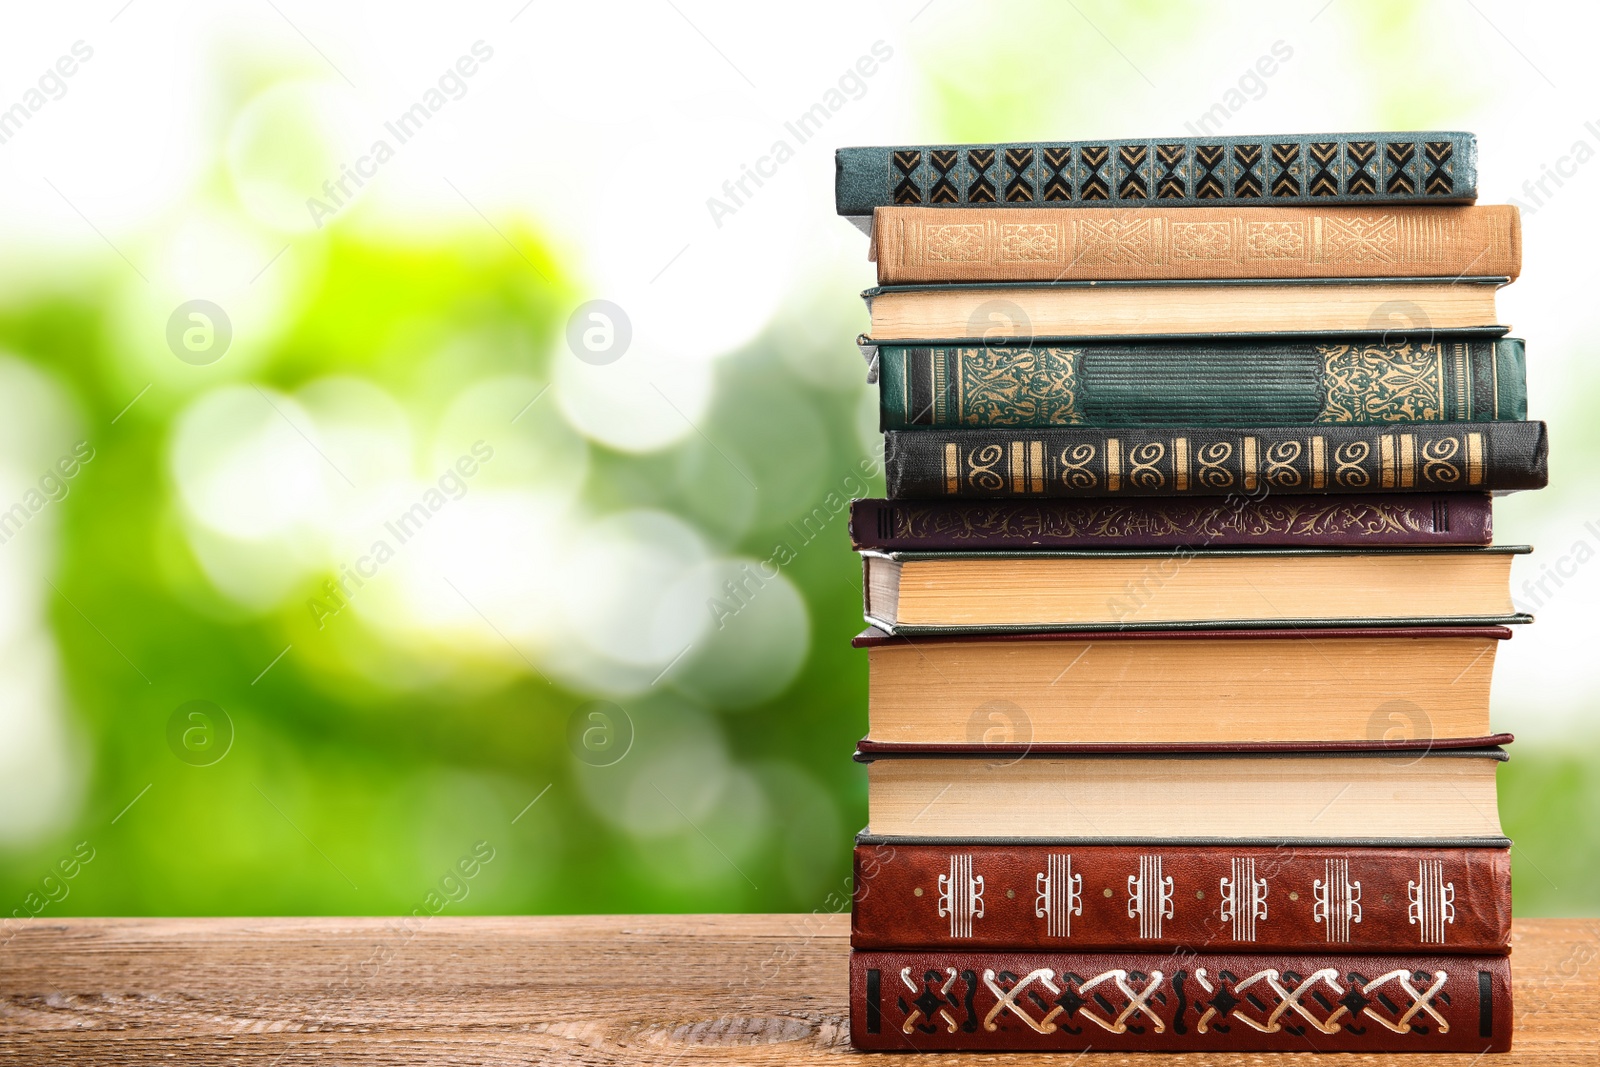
[{"left": 835, "top": 132, "right": 1547, "bottom": 1054}]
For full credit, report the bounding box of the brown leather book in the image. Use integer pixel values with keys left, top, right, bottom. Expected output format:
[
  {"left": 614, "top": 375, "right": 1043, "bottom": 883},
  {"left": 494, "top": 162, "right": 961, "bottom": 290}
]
[
  {"left": 851, "top": 839, "right": 1510, "bottom": 953},
  {"left": 871, "top": 204, "right": 1521, "bottom": 284},
  {"left": 851, "top": 948, "right": 1511, "bottom": 1051}
]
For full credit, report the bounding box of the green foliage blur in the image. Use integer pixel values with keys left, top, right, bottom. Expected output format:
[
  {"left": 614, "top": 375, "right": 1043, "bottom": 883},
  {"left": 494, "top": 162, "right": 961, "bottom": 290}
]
[{"left": 0, "top": 224, "right": 878, "bottom": 918}]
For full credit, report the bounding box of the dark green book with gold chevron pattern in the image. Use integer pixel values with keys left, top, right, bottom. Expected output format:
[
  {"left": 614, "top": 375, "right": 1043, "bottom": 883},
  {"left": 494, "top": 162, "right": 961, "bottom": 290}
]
[
  {"left": 879, "top": 334, "right": 1525, "bottom": 429},
  {"left": 836, "top": 132, "right": 1476, "bottom": 219}
]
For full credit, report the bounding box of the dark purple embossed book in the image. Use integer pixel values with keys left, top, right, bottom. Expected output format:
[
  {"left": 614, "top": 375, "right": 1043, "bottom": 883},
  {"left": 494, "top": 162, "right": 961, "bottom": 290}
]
[{"left": 850, "top": 493, "right": 1490, "bottom": 551}]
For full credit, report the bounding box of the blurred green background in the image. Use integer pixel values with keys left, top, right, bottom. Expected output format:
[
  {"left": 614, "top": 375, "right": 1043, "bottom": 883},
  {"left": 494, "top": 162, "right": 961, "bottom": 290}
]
[{"left": 0, "top": 0, "right": 1595, "bottom": 921}]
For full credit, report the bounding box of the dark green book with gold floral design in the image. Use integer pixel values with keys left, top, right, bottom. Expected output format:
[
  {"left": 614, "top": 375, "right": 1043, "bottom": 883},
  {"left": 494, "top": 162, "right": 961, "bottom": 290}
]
[{"left": 879, "top": 334, "right": 1525, "bottom": 429}]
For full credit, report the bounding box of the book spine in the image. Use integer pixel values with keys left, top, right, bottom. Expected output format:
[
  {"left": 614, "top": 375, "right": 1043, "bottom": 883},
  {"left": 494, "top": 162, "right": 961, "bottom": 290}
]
[
  {"left": 883, "top": 421, "right": 1546, "bottom": 499},
  {"left": 849, "top": 494, "right": 1493, "bottom": 549},
  {"left": 875, "top": 205, "right": 1519, "bottom": 284},
  {"left": 865, "top": 280, "right": 1502, "bottom": 343},
  {"left": 850, "top": 948, "right": 1510, "bottom": 1052},
  {"left": 1497, "top": 333, "right": 1526, "bottom": 419},
  {"left": 837, "top": 133, "right": 1478, "bottom": 215},
  {"left": 851, "top": 842, "right": 1509, "bottom": 952},
  {"left": 878, "top": 338, "right": 1526, "bottom": 429}
]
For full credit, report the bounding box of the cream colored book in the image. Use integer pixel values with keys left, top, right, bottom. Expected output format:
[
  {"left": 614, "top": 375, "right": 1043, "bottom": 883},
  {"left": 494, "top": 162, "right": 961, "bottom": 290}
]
[
  {"left": 863, "top": 547, "right": 1525, "bottom": 632},
  {"left": 863, "top": 280, "right": 1502, "bottom": 340},
  {"left": 862, "top": 751, "right": 1506, "bottom": 839},
  {"left": 859, "top": 627, "right": 1506, "bottom": 746}
]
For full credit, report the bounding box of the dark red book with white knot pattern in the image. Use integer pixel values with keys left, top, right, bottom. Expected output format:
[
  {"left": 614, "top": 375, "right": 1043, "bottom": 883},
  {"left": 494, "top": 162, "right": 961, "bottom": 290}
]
[{"left": 850, "top": 947, "right": 1511, "bottom": 1052}]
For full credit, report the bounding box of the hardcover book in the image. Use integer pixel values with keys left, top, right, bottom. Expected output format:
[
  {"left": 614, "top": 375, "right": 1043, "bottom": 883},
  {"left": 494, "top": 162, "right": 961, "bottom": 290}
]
[
  {"left": 851, "top": 840, "right": 1511, "bottom": 952},
  {"left": 862, "top": 546, "right": 1527, "bottom": 633},
  {"left": 850, "top": 948, "right": 1511, "bottom": 1052},
  {"left": 864, "top": 279, "right": 1503, "bottom": 341},
  {"left": 835, "top": 132, "right": 1479, "bottom": 218},
  {"left": 878, "top": 336, "right": 1526, "bottom": 429},
  {"left": 882, "top": 421, "right": 1547, "bottom": 499},
  {"left": 853, "top": 626, "right": 1510, "bottom": 746},
  {"left": 849, "top": 493, "right": 1494, "bottom": 550},
  {"left": 857, "top": 748, "right": 1508, "bottom": 840},
  {"left": 871, "top": 204, "right": 1520, "bottom": 284}
]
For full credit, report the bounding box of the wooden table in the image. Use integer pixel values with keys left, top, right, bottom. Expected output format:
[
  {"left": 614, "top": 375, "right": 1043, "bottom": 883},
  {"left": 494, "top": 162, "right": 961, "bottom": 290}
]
[{"left": 0, "top": 915, "right": 1594, "bottom": 1064}]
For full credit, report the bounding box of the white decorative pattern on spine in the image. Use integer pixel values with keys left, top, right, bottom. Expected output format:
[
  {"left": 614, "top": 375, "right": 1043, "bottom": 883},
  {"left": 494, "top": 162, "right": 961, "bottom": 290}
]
[
  {"left": 960, "top": 964, "right": 1457, "bottom": 1040},
  {"left": 981, "top": 967, "right": 1065, "bottom": 1033},
  {"left": 938, "top": 853, "right": 984, "bottom": 938},
  {"left": 1128, "top": 854, "right": 1174, "bottom": 939},
  {"left": 1072, "top": 969, "right": 1166, "bottom": 1034},
  {"left": 1313, "top": 857, "right": 1362, "bottom": 943},
  {"left": 899, "top": 965, "right": 962, "bottom": 1034},
  {"left": 1408, "top": 859, "right": 1455, "bottom": 945},
  {"left": 1362, "top": 969, "right": 1452, "bottom": 1034},
  {"left": 1035, "top": 853, "right": 1083, "bottom": 938},
  {"left": 1230, "top": 968, "right": 1346, "bottom": 1034},
  {"left": 1219, "top": 856, "right": 1269, "bottom": 942}
]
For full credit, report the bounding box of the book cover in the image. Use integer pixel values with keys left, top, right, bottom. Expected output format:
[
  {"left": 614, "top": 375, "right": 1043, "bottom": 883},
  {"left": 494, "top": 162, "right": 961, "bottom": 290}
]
[
  {"left": 872, "top": 204, "right": 1519, "bottom": 284},
  {"left": 837, "top": 133, "right": 1479, "bottom": 217},
  {"left": 854, "top": 735, "right": 1517, "bottom": 756},
  {"left": 856, "top": 747, "right": 1509, "bottom": 841},
  {"left": 851, "top": 840, "right": 1510, "bottom": 953},
  {"left": 849, "top": 493, "right": 1493, "bottom": 549},
  {"left": 863, "top": 545, "right": 1529, "bottom": 633},
  {"left": 850, "top": 948, "right": 1511, "bottom": 1052},
  {"left": 878, "top": 336, "right": 1526, "bottom": 429},
  {"left": 863, "top": 278, "right": 1505, "bottom": 341},
  {"left": 883, "top": 421, "right": 1546, "bottom": 499},
  {"left": 856, "top": 626, "right": 1511, "bottom": 748}
]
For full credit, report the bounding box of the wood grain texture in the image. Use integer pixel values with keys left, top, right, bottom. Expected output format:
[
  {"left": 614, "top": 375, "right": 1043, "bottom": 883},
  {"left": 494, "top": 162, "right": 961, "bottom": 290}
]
[{"left": 0, "top": 915, "right": 1594, "bottom": 1064}]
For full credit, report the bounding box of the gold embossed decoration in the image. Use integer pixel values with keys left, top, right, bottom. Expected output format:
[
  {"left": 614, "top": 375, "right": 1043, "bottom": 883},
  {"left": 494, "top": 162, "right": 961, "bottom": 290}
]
[
  {"left": 877, "top": 135, "right": 1467, "bottom": 207},
  {"left": 956, "top": 347, "right": 1082, "bottom": 426},
  {"left": 898, "top": 426, "right": 1509, "bottom": 498},
  {"left": 1245, "top": 220, "right": 1305, "bottom": 258},
  {"left": 1333, "top": 440, "right": 1372, "bottom": 487},
  {"left": 966, "top": 443, "right": 1006, "bottom": 491},
  {"left": 888, "top": 499, "right": 1434, "bottom": 544},
  {"left": 1169, "top": 221, "right": 1232, "bottom": 259},
  {"left": 1195, "top": 441, "right": 1236, "bottom": 489},
  {"left": 1127, "top": 442, "right": 1166, "bottom": 490},
  {"left": 1059, "top": 444, "right": 1098, "bottom": 489},
  {"left": 1319, "top": 342, "right": 1445, "bottom": 422},
  {"left": 1000, "top": 224, "right": 1059, "bottom": 261},
  {"left": 1263, "top": 440, "right": 1304, "bottom": 487},
  {"left": 924, "top": 224, "right": 988, "bottom": 262},
  {"left": 1421, "top": 437, "right": 1463, "bottom": 483},
  {"left": 1320, "top": 214, "right": 1399, "bottom": 261},
  {"left": 1075, "top": 218, "right": 1160, "bottom": 263}
]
